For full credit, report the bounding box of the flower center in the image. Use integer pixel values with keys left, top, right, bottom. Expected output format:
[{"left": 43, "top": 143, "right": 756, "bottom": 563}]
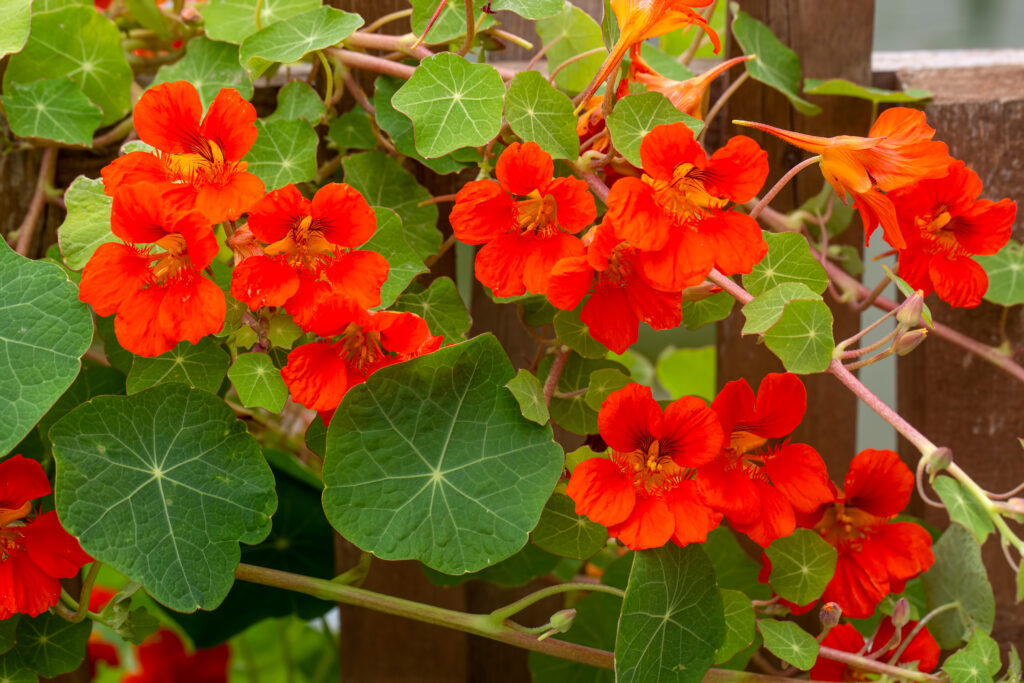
[
  {"left": 813, "top": 502, "right": 880, "bottom": 547},
  {"left": 915, "top": 207, "right": 968, "bottom": 257},
  {"left": 613, "top": 439, "right": 686, "bottom": 494},
  {"left": 150, "top": 233, "right": 191, "bottom": 282},
  {"left": 644, "top": 163, "right": 728, "bottom": 227},
  {"left": 515, "top": 190, "right": 559, "bottom": 236},
  {"left": 604, "top": 242, "right": 636, "bottom": 285},
  {"left": 339, "top": 324, "right": 385, "bottom": 374},
  {"left": 0, "top": 502, "right": 31, "bottom": 528},
  {"left": 0, "top": 527, "right": 25, "bottom": 562},
  {"left": 166, "top": 141, "right": 240, "bottom": 189},
  {"left": 264, "top": 215, "right": 338, "bottom": 272}
]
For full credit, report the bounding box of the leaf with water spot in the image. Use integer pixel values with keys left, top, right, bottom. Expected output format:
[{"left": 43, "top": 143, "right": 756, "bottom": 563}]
[{"left": 126, "top": 338, "right": 230, "bottom": 395}]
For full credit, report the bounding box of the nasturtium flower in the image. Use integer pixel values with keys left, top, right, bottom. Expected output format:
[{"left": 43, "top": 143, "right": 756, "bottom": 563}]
[
  {"left": 810, "top": 617, "right": 939, "bottom": 682},
  {"left": 547, "top": 217, "right": 682, "bottom": 353},
  {"left": 79, "top": 183, "right": 225, "bottom": 358},
  {"left": 0, "top": 456, "right": 92, "bottom": 620},
  {"left": 230, "top": 183, "right": 387, "bottom": 330},
  {"left": 102, "top": 81, "right": 264, "bottom": 224},
  {"left": 450, "top": 141, "right": 596, "bottom": 297},
  {"left": 566, "top": 383, "right": 724, "bottom": 550},
  {"left": 123, "top": 629, "right": 230, "bottom": 683},
  {"left": 736, "top": 108, "right": 952, "bottom": 249},
  {"left": 889, "top": 160, "right": 1016, "bottom": 308},
  {"left": 697, "top": 373, "right": 832, "bottom": 547},
  {"left": 629, "top": 54, "right": 753, "bottom": 120},
  {"left": 605, "top": 122, "right": 769, "bottom": 290}
]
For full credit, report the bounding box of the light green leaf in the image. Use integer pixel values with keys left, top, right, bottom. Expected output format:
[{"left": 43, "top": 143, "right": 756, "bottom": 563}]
[
  {"left": 764, "top": 528, "right": 837, "bottom": 605},
  {"left": 327, "top": 107, "right": 376, "bottom": 150},
  {"left": 763, "top": 299, "right": 835, "bottom": 374},
  {"left": 945, "top": 650, "right": 994, "bottom": 683},
  {"left": 200, "top": 0, "right": 320, "bottom": 44},
  {"left": 410, "top": 0, "right": 494, "bottom": 44},
  {"left": 391, "top": 278, "right": 471, "bottom": 346},
  {"left": 245, "top": 118, "right": 318, "bottom": 190},
  {"left": 360, "top": 207, "right": 427, "bottom": 308},
  {"left": 682, "top": 291, "right": 735, "bottom": 331},
  {"left": 2, "top": 77, "right": 100, "bottom": 145},
  {"left": 758, "top": 619, "right": 818, "bottom": 670},
  {"left": 921, "top": 524, "right": 996, "bottom": 648},
  {"left": 932, "top": 476, "right": 994, "bottom": 544},
  {"left": 655, "top": 345, "right": 716, "bottom": 402},
  {"left": 606, "top": 92, "right": 703, "bottom": 168},
  {"left": 531, "top": 492, "right": 606, "bottom": 560},
  {"left": 51, "top": 384, "right": 277, "bottom": 612},
  {"left": 1006, "top": 645, "right": 1022, "bottom": 683},
  {"left": 321, "top": 334, "right": 563, "bottom": 575},
  {"left": 342, "top": 151, "right": 440, "bottom": 259},
  {"left": 4, "top": 7, "right": 132, "bottom": 126},
  {"left": 57, "top": 175, "right": 114, "bottom": 270},
  {"left": 267, "top": 80, "right": 325, "bottom": 123},
  {"left": 30, "top": 0, "right": 89, "bottom": 11},
  {"left": 0, "top": 651, "right": 33, "bottom": 683},
  {"left": 228, "top": 353, "right": 288, "bottom": 413},
  {"left": 616, "top": 545, "right": 725, "bottom": 683},
  {"left": 391, "top": 53, "right": 505, "bottom": 158},
  {"left": 240, "top": 7, "right": 363, "bottom": 78},
  {"left": 151, "top": 37, "right": 253, "bottom": 110},
  {"left": 978, "top": 240, "right": 1024, "bottom": 306},
  {"left": 267, "top": 313, "right": 303, "bottom": 349},
  {"left": 741, "top": 282, "right": 822, "bottom": 334},
  {"left": 638, "top": 43, "right": 694, "bottom": 80},
  {"left": 505, "top": 369, "right": 549, "bottom": 425},
  {"left": 743, "top": 232, "right": 828, "bottom": 297},
  {"left": 731, "top": 7, "right": 821, "bottom": 117},
  {"left": 15, "top": 612, "right": 90, "bottom": 678},
  {"left": 0, "top": 616, "right": 17, "bottom": 655},
  {"left": 489, "top": 0, "right": 562, "bottom": 19},
  {"left": 554, "top": 310, "right": 608, "bottom": 359},
  {"left": 125, "top": 0, "right": 171, "bottom": 36},
  {"left": 0, "top": 242, "right": 92, "bottom": 456},
  {"left": 542, "top": 353, "right": 626, "bottom": 435},
  {"left": 504, "top": 70, "right": 579, "bottom": 160},
  {"left": 716, "top": 589, "right": 755, "bottom": 665},
  {"left": 964, "top": 628, "right": 1001, "bottom": 677},
  {"left": 0, "top": 0, "right": 31, "bottom": 59},
  {"left": 584, "top": 368, "right": 630, "bottom": 411},
  {"left": 536, "top": 3, "right": 606, "bottom": 94},
  {"left": 126, "top": 338, "right": 231, "bottom": 395},
  {"left": 804, "top": 78, "right": 931, "bottom": 105}
]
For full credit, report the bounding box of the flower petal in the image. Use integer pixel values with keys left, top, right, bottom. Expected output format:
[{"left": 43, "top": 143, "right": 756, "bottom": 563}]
[
  {"left": 765, "top": 443, "right": 832, "bottom": 514},
  {"left": 581, "top": 283, "right": 638, "bottom": 354},
  {"left": 661, "top": 396, "right": 723, "bottom": 468},
  {"left": 450, "top": 180, "right": 516, "bottom": 245},
  {"left": 281, "top": 342, "right": 351, "bottom": 412},
  {"left": 200, "top": 87, "right": 258, "bottom": 160},
  {"left": 607, "top": 495, "right": 674, "bottom": 550},
  {"left": 597, "top": 383, "right": 663, "bottom": 453},
  {"left": 566, "top": 457, "right": 635, "bottom": 528},
  {"left": 495, "top": 141, "right": 554, "bottom": 196},
  {"left": 843, "top": 448, "right": 913, "bottom": 518},
  {"left": 664, "top": 480, "right": 722, "bottom": 547},
  {"left": 231, "top": 255, "right": 300, "bottom": 310},
  {"left": 312, "top": 183, "right": 377, "bottom": 248},
  {"left": 133, "top": 81, "right": 203, "bottom": 155}
]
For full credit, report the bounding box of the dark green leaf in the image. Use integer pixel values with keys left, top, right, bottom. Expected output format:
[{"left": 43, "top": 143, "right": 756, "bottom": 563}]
[
  {"left": 0, "top": 616, "right": 18, "bottom": 655},
  {"left": 536, "top": 4, "right": 606, "bottom": 94},
  {"left": 584, "top": 368, "right": 630, "bottom": 411},
  {"left": 360, "top": 207, "right": 426, "bottom": 308},
  {"left": 16, "top": 612, "right": 90, "bottom": 677},
  {"left": 764, "top": 528, "right": 837, "bottom": 605},
  {"left": 554, "top": 310, "right": 608, "bottom": 359},
  {"left": 327, "top": 108, "right": 375, "bottom": 150},
  {"left": 716, "top": 589, "right": 755, "bottom": 665},
  {"left": 757, "top": 619, "right": 818, "bottom": 670},
  {"left": 423, "top": 542, "right": 560, "bottom": 587},
  {"left": 201, "top": 0, "right": 320, "bottom": 44},
  {"left": 505, "top": 369, "right": 549, "bottom": 425},
  {"left": 978, "top": 240, "right": 1024, "bottom": 306},
  {"left": 0, "top": 650, "right": 33, "bottom": 683},
  {"left": 126, "top": 338, "right": 230, "bottom": 395},
  {"left": 682, "top": 291, "right": 735, "bottom": 331},
  {"left": 245, "top": 118, "right": 318, "bottom": 190},
  {"left": 504, "top": 70, "right": 579, "bottom": 160},
  {"left": 151, "top": 37, "right": 253, "bottom": 109},
  {"left": 56, "top": 176, "right": 114, "bottom": 271},
  {"left": 705, "top": 527, "right": 771, "bottom": 599},
  {"left": 655, "top": 346, "right": 716, "bottom": 401},
  {"left": 228, "top": 353, "right": 288, "bottom": 413},
  {"left": 804, "top": 78, "right": 931, "bottom": 105},
  {"left": 743, "top": 232, "right": 828, "bottom": 297},
  {"left": 240, "top": 7, "right": 363, "bottom": 78},
  {"left": 606, "top": 92, "right": 702, "bottom": 168},
  {"left": 391, "top": 277, "right": 471, "bottom": 346},
  {"left": 2, "top": 77, "right": 101, "bottom": 145},
  {"left": 921, "top": 524, "right": 995, "bottom": 648},
  {"left": 95, "top": 315, "right": 133, "bottom": 375},
  {"left": 542, "top": 353, "right": 626, "bottom": 435},
  {"left": 932, "top": 476, "right": 994, "bottom": 544},
  {"left": 531, "top": 492, "right": 606, "bottom": 560},
  {"left": 36, "top": 364, "right": 125, "bottom": 445}
]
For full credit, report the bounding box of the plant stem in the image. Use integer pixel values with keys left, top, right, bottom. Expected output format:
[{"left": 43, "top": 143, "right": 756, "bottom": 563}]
[
  {"left": 91, "top": 117, "right": 134, "bottom": 148},
  {"left": 580, "top": 172, "right": 610, "bottom": 203},
  {"left": 489, "top": 583, "right": 625, "bottom": 623},
  {"left": 526, "top": 35, "right": 564, "bottom": 71},
  {"left": 345, "top": 31, "right": 432, "bottom": 60},
  {"left": 748, "top": 155, "right": 820, "bottom": 220},
  {"left": 888, "top": 602, "right": 959, "bottom": 663},
  {"left": 457, "top": 0, "right": 475, "bottom": 57},
  {"left": 699, "top": 72, "right": 748, "bottom": 144},
  {"left": 315, "top": 50, "right": 333, "bottom": 111},
  {"left": 14, "top": 146, "right": 57, "bottom": 256},
  {"left": 816, "top": 646, "right": 943, "bottom": 682},
  {"left": 488, "top": 28, "right": 534, "bottom": 51},
  {"left": 326, "top": 48, "right": 416, "bottom": 79},
  {"left": 363, "top": 9, "right": 413, "bottom": 34},
  {"left": 543, "top": 347, "right": 571, "bottom": 405},
  {"left": 552, "top": 48, "right": 607, "bottom": 88},
  {"left": 72, "top": 562, "right": 102, "bottom": 622}
]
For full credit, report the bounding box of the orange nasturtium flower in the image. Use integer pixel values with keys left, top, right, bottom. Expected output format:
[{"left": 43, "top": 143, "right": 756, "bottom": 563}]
[
  {"left": 629, "top": 53, "right": 753, "bottom": 120},
  {"left": 566, "top": 384, "right": 724, "bottom": 550},
  {"left": 102, "top": 81, "right": 265, "bottom": 224},
  {"left": 450, "top": 141, "right": 596, "bottom": 297},
  {"left": 736, "top": 107, "right": 952, "bottom": 249},
  {"left": 79, "top": 183, "right": 225, "bottom": 357}
]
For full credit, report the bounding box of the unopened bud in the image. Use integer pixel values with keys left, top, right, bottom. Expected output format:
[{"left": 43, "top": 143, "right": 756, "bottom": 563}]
[
  {"left": 891, "top": 597, "right": 911, "bottom": 629},
  {"left": 897, "top": 292, "right": 925, "bottom": 328},
  {"left": 1001, "top": 497, "right": 1024, "bottom": 521},
  {"left": 926, "top": 447, "right": 952, "bottom": 474},
  {"left": 893, "top": 329, "right": 927, "bottom": 356},
  {"left": 181, "top": 6, "right": 201, "bottom": 23},
  {"left": 680, "top": 282, "right": 721, "bottom": 303},
  {"left": 819, "top": 602, "right": 842, "bottom": 630},
  {"left": 227, "top": 225, "right": 263, "bottom": 264},
  {"left": 548, "top": 608, "right": 577, "bottom": 634}
]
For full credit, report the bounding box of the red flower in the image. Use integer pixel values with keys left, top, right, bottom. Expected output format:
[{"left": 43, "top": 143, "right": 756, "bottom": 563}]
[
  {"left": 123, "top": 629, "right": 229, "bottom": 683},
  {"left": 547, "top": 217, "right": 682, "bottom": 353},
  {"left": 79, "top": 183, "right": 225, "bottom": 357},
  {"left": 230, "top": 183, "right": 387, "bottom": 330},
  {"left": 102, "top": 81, "right": 264, "bottom": 224},
  {"left": 450, "top": 141, "right": 596, "bottom": 297},
  {"left": 605, "top": 122, "right": 769, "bottom": 290},
  {"left": 0, "top": 456, "right": 92, "bottom": 619},
  {"left": 811, "top": 618, "right": 939, "bottom": 682},
  {"left": 566, "top": 384, "right": 724, "bottom": 550},
  {"left": 803, "top": 449, "right": 934, "bottom": 619},
  {"left": 697, "top": 373, "right": 832, "bottom": 547},
  {"left": 890, "top": 160, "right": 1016, "bottom": 308}
]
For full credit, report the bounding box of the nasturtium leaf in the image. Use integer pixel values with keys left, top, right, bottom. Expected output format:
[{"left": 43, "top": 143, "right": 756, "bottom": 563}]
[
  {"left": 931, "top": 476, "right": 994, "bottom": 544},
  {"left": 392, "top": 278, "right": 471, "bottom": 346},
  {"left": 262, "top": 447, "right": 322, "bottom": 491},
  {"left": 2, "top": 77, "right": 101, "bottom": 145},
  {"left": 267, "top": 314, "right": 303, "bottom": 349},
  {"left": 36, "top": 364, "right": 125, "bottom": 446},
  {"left": 422, "top": 542, "right": 560, "bottom": 588},
  {"left": 410, "top": 0, "right": 494, "bottom": 44},
  {"left": 601, "top": 0, "right": 619, "bottom": 49},
  {"left": 244, "top": 118, "right": 318, "bottom": 190},
  {"left": 0, "top": 616, "right": 18, "bottom": 654},
  {"left": 741, "top": 282, "right": 822, "bottom": 335},
  {"left": 265, "top": 81, "right": 325, "bottom": 124},
  {"left": 57, "top": 176, "right": 114, "bottom": 270},
  {"left": 239, "top": 7, "right": 363, "bottom": 78},
  {"left": 757, "top": 619, "right": 818, "bottom": 670},
  {"left": 391, "top": 53, "right": 505, "bottom": 158},
  {"left": 322, "top": 334, "right": 563, "bottom": 575},
  {"left": 489, "top": 0, "right": 562, "bottom": 18},
  {"left": 743, "top": 232, "right": 829, "bottom": 297},
  {"left": 944, "top": 650, "right": 993, "bottom": 683},
  {"left": 92, "top": 587, "right": 160, "bottom": 645},
  {"left": 964, "top": 628, "right": 1001, "bottom": 677},
  {"left": 126, "top": 338, "right": 231, "bottom": 395},
  {"left": 638, "top": 43, "right": 694, "bottom": 81},
  {"left": 15, "top": 612, "right": 91, "bottom": 677},
  {"left": 95, "top": 315, "right": 133, "bottom": 376},
  {"left": 124, "top": 0, "right": 172, "bottom": 36},
  {"left": 584, "top": 368, "right": 630, "bottom": 411},
  {"left": 978, "top": 240, "right": 1024, "bottom": 306},
  {"left": 606, "top": 92, "right": 702, "bottom": 168},
  {"left": 228, "top": 353, "right": 288, "bottom": 413},
  {"left": 327, "top": 107, "right": 376, "bottom": 150},
  {"left": 731, "top": 7, "right": 821, "bottom": 117},
  {"left": 531, "top": 492, "right": 606, "bottom": 560},
  {"left": 655, "top": 346, "right": 716, "bottom": 402},
  {"left": 1009, "top": 646, "right": 1023, "bottom": 683},
  {"left": 542, "top": 353, "right": 626, "bottom": 435},
  {"left": 0, "top": 0, "right": 30, "bottom": 59},
  {"left": 608, "top": 348, "right": 654, "bottom": 386},
  {"left": 682, "top": 291, "right": 735, "bottom": 331},
  {"left": 716, "top": 589, "right": 755, "bottom": 665},
  {"left": 51, "top": 383, "right": 277, "bottom": 612},
  {"left": 0, "top": 651, "right": 33, "bottom": 683},
  {"left": 826, "top": 245, "right": 864, "bottom": 277},
  {"left": 0, "top": 242, "right": 93, "bottom": 456},
  {"left": 554, "top": 310, "right": 608, "bottom": 359},
  {"left": 764, "top": 528, "right": 837, "bottom": 605},
  {"left": 804, "top": 78, "right": 931, "bottom": 105},
  {"left": 505, "top": 369, "right": 550, "bottom": 425},
  {"left": 360, "top": 208, "right": 426, "bottom": 308},
  {"left": 504, "top": 71, "right": 579, "bottom": 161},
  {"left": 4, "top": 7, "right": 133, "bottom": 126},
  {"left": 922, "top": 524, "right": 995, "bottom": 648},
  {"left": 616, "top": 544, "right": 725, "bottom": 683},
  {"left": 200, "top": 0, "right": 320, "bottom": 44},
  {"left": 150, "top": 37, "right": 253, "bottom": 110},
  {"left": 536, "top": 4, "right": 606, "bottom": 94},
  {"left": 763, "top": 299, "right": 834, "bottom": 374},
  {"left": 31, "top": 0, "right": 89, "bottom": 11},
  {"left": 342, "top": 151, "right": 441, "bottom": 260},
  {"left": 520, "top": 294, "right": 558, "bottom": 327},
  {"left": 565, "top": 445, "right": 597, "bottom": 474},
  {"left": 705, "top": 527, "right": 771, "bottom": 600}
]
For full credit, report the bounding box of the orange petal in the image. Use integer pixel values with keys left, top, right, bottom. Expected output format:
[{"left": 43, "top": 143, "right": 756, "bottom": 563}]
[
  {"left": 312, "top": 183, "right": 377, "bottom": 248},
  {"left": 79, "top": 243, "right": 150, "bottom": 317},
  {"left": 597, "top": 383, "right": 662, "bottom": 453},
  {"left": 607, "top": 495, "right": 674, "bottom": 550},
  {"left": 450, "top": 180, "right": 516, "bottom": 245},
  {"left": 134, "top": 82, "right": 204, "bottom": 155},
  {"left": 523, "top": 233, "right": 585, "bottom": 294},
  {"left": 566, "top": 456, "right": 636, "bottom": 528},
  {"left": 495, "top": 141, "right": 554, "bottom": 197},
  {"left": 200, "top": 87, "right": 258, "bottom": 160},
  {"left": 231, "top": 255, "right": 300, "bottom": 310},
  {"left": 281, "top": 342, "right": 351, "bottom": 412}
]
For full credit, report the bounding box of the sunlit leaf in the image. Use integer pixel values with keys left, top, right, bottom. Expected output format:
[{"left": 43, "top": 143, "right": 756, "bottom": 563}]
[
  {"left": 504, "top": 70, "right": 579, "bottom": 160},
  {"left": 505, "top": 369, "right": 549, "bottom": 425},
  {"left": 240, "top": 7, "right": 363, "bottom": 78},
  {"left": 151, "top": 36, "right": 253, "bottom": 109},
  {"left": 57, "top": 176, "right": 114, "bottom": 270},
  {"left": 245, "top": 118, "right": 318, "bottom": 190},
  {"left": 126, "top": 338, "right": 231, "bottom": 395},
  {"left": 606, "top": 92, "right": 702, "bottom": 168},
  {"left": 2, "top": 77, "right": 101, "bottom": 145},
  {"left": 764, "top": 528, "right": 837, "bottom": 605},
  {"left": 758, "top": 619, "right": 818, "bottom": 670}
]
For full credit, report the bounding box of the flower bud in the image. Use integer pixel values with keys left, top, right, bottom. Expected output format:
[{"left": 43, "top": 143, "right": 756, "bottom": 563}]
[
  {"left": 181, "top": 6, "right": 201, "bottom": 23},
  {"left": 926, "top": 447, "right": 952, "bottom": 474},
  {"left": 680, "top": 282, "right": 721, "bottom": 303},
  {"left": 891, "top": 597, "right": 911, "bottom": 629},
  {"left": 227, "top": 225, "right": 263, "bottom": 264},
  {"left": 893, "top": 329, "right": 927, "bottom": 356},
  {"left": 548, "top": 608, "right": 577, "bottom": 634},
  {"left": 819, "top": 602, "right": 842, "bottom": 630},
  {"left": 1000, "top": 497, "right": 1024, "bottom": 522},
  {"left": 897, "top": 292, "right": 926, "bottom": 328}
]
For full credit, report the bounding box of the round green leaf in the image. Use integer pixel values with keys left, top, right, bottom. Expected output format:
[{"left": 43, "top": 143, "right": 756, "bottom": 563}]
[
  {"left": 0, "top": 242, "right": 92, "bottom": 456},
  {"left": 359, "top": 207, "right": 427, "bottom": 309},
  {"left": 244, "top": 118, "right": 318, "bottom": 190},
  {"left": 764, "top": 528, "right": 837, "bottom": 605},
  {"left": 716, "top": 589, "right": 755, "bottom": 665},
  {"left": 655, "top": 346, "right": 716, "bottom": 402},
  {"left": 504, "top": 71, "right": 579, "bottom": 161},
  {"left": 977, "top": 239, "right": 1024, "bottom": 306},
  {"left": 0, "top": 650, "right": 34, "bottom": 683},
  {"left": 126, "top": 338, "right": 231, "bottom": 395},
  {"left": 535, "top": 4, "right": 606, "bottom": 94},
  {"left": 489, "top": 0, "right": 562, "bottom": 18},
  {"left": 327, "top": 107, "right": 376, "bottom": 150},
  {"left": 51, "top": 384, "right": 277, "bottom": 612},
  {"left": 943, "top": 650, "right": 993, "bottom": 683},
  {"left": 741, "top": 282, "right": 822, "bottom": 335},
  {"left": 541, "top": 353, "right": 626, "bottom": 435},
  {"left": 921, "top": 523, "right": 995, "bottom": 649},
  {"left": 554, "top": 310, "right": 608, "bottom": 359},
  {"left": 0, "top": 616, "right": 19, "bottom": 655},
  {"left": 606, "top": 92, "right": 702, "bottom": 168},
  {"left": 505, "top": 369, "right": 549, "bottom": 425},
  {"left": 151, "top": 36, "right": 254, "bottom": 109},
  {"left": 57, "top": 176, "right": 114, "bottom": 271},
  {"left": 931, "top": 476, "right": 994, "bottom": 544},
  {"left": 531, "top": 492, "right": 606, "bottom": 560},
  {"left": 391, "top": 277, "right": 471, "bottom": 346},
  {"left": 322, "top": 334, "right": 563, "bottom": 575},
  {"left": 200, "top": 0, "right": 320, "bottom": 44},
  {"left": 762, "top": 299, "right": 835, "bottom": 374},
  {"left": 391, "top": 53, "right": 505, "bottom": 158},
  {"left": 228, "top": 353, "right": 288, "bottom": 413},
  {"left": 743, "top": 232, "right": 829, "bottom": 297},
  {"left": 757, "top": 619, "right": 818, "bottom": 670},
  {"left": 584, "top": 368, "right": 630, "bottom": 411},
  {"left": 2, "top": 77, "right": 101, "bottom": 145},
  {"left": 15, "top": 612, "right": 91, "bottom": 677},
  {"left": 240, "top": 7, "right": 363, "bottom": 78},
  {"left": 423, "top": 542, "right": 560, "bottom": 588},
  {"left": 267, "top": 80, "right": 325, "bottom": 123},
  {"left": 0, "top": 0, "right": 31, "bottom": 59},
  {"left": 682, "top": 291, "right": 735, "bottom": 331}
]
